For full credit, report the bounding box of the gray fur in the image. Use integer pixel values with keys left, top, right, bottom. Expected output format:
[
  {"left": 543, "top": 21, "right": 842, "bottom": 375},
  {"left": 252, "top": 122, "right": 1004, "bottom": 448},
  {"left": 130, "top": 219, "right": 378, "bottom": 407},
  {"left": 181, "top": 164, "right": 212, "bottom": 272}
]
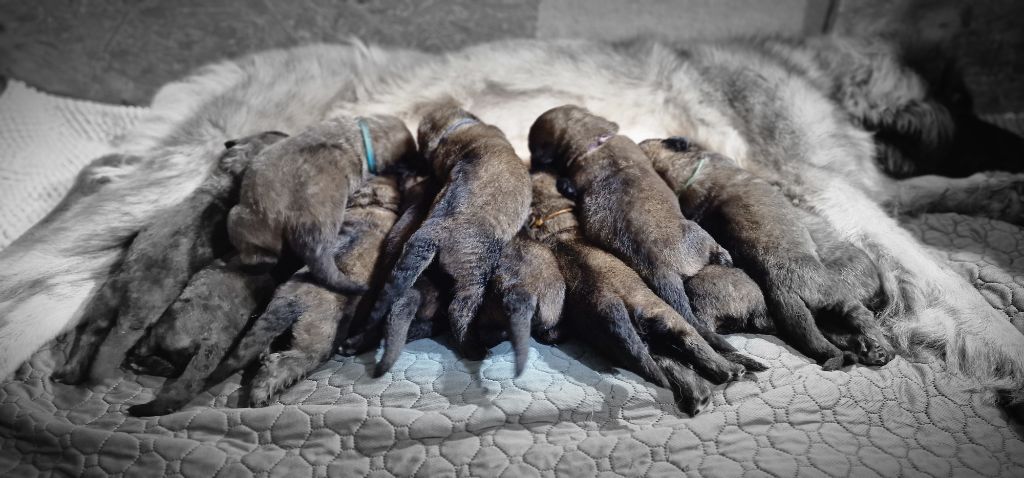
[
  {"left": 227, "top": 115, "right": 415, "bottom": 292},
  {"left": 641, "top": 138, "right": 894, "bottom": 369},
  {"left": 126, "top": 255, "right": 277, "bottom": 416},
  {"left": 53, "top": 132, "right": 285, "bottom": 385}
]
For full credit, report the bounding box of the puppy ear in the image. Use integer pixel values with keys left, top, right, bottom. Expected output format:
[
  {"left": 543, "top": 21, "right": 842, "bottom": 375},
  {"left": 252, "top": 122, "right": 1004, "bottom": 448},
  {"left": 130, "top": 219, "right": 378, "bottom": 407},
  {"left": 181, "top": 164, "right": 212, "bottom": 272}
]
[
  {"left": 224, "top": 139, "right": 239, "bottom": 149},
  {"left": 556, "top": 177, "right": 578, "bottom": 200},
  {"left": 662, "top": 136, "right": 690, "bottom": 152}
]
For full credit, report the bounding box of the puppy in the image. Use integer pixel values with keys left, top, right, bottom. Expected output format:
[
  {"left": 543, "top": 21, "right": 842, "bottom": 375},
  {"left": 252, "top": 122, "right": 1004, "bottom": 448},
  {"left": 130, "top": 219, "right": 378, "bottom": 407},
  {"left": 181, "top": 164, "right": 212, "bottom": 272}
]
[
  {"left": 526, "top": 172, "right": 753, "bottom": 415},
  {"left": 227, "top": 115, "right": 416, "bottom": 292},
  {"left": 529, "top": 105, "right": 758, "bottom": 370},
  {"left": 127, "top": 255, "right": 277, "bottom": 416},
  {"left": 53, "top": 131, "right": 286, "bottom": 385},
  {"left": 475, "top": 233, "right": 567, "bottom": 375},
  {"left": 364, "top": 102, "right": 531, "bottom": 367},
  {"left": 206, "top": 176, "right": 403, "bottom": 403},
  {"left": 640, "top": 137, "right": 894, "bottom": 369}
]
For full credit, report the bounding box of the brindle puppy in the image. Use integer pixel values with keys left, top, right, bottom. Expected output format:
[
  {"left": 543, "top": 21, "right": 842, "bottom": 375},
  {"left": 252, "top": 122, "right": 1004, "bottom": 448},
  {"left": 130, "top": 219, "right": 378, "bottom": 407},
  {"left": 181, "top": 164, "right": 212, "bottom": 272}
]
[
  {"left": 527, "top": 172, "right": 752, "bottom": 415},
  {"left": 204, "top": 176, "right": 403, "bottom": 404},
  {"left": 339, "top": 175, "right": 452, "bottom": 367},
  {"left": 364, "top": 102, "right": 531, "bottom": 366},
  {"left": 473, "top": 233, "right": 567, "bottom": 375},
  {"left": 529, "top": 105, "right": 759, "bottom": 371},
  {"left": 127, "top": 255, "right": 277, "bottom": 416},
  {"left": 53, "top": 131, "right": 286, "bottom": 385},
  {"left": 227, "top": 115, "right": 416, "bottom": 292},
  {"left": 640, "top": 137, "right": 894, "bottom": 369}
]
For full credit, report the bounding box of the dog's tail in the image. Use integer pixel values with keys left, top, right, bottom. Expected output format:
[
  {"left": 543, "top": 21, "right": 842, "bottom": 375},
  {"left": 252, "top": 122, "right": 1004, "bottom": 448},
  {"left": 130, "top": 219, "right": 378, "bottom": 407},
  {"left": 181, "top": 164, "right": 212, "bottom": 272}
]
[{"left": 290, "top": 223, "right": 368, "bottom": 294}]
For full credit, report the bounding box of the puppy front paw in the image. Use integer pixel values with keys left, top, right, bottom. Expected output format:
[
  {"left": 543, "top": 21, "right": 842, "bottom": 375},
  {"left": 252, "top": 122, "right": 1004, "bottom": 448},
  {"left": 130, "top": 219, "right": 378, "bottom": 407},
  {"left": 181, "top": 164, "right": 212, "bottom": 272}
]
[{"left": 820, "top": 354, "right": 845, "bottom": 371}]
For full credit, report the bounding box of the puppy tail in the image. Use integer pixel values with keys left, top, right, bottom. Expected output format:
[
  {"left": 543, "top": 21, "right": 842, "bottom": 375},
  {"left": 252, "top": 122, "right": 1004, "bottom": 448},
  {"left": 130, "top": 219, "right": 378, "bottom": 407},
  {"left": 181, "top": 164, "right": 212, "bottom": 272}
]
[{"left": 290, "top": 224, "right": 367, "bottom": 293}]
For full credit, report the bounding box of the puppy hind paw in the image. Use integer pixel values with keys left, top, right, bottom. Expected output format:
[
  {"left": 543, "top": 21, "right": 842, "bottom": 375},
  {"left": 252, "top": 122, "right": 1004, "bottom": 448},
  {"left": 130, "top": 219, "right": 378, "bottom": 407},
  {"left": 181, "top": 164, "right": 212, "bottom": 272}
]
[
  {"left": 820, "top": 354, "right": 846, "bottom": 371},
  {"left": 51, "top": 364, "right": 87, "bottom": 385},
  {"left": 721, "top": 352, "right": 768, "bottom": 373}
]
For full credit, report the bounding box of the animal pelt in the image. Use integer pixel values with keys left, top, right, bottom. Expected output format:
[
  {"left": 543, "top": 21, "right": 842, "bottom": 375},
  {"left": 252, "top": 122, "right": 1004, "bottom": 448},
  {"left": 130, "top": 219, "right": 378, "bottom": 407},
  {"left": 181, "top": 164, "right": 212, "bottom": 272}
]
[
  {"left": 227, "top": 115, "right": 416, "bottom": 292},
  {"left": 641, "top": 138, "right": 894, "bottom": 369},
  {"left": 126, "top": 255, "right": 277, "bottom": 416},
  {"left": 2, "top": 35, "right": 1023, "bottom": 406},
  {"left": 364, "top": 102, "right": 532, "bottom": 365},
  {"left": 51, "top": 131, "right": 286, "bottom": 385}
]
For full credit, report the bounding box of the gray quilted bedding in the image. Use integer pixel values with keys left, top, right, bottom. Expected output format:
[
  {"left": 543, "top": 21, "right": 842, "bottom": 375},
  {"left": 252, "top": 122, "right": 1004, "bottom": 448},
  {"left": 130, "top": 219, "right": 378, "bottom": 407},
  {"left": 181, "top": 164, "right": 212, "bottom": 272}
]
[{"left": 1, "top": 81, "right": 1023, "bottom": 477}]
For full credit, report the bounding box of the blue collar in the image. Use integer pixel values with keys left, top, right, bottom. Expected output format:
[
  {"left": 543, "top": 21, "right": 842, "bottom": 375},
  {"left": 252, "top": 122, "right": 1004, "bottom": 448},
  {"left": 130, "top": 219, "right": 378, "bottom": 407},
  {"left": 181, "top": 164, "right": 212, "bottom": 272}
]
[
  {"left": 429, "top": 117, "right": 478, "bottom": 152},
  {"left": 357, "top": 117, "right": 377, "bottom": 174}
]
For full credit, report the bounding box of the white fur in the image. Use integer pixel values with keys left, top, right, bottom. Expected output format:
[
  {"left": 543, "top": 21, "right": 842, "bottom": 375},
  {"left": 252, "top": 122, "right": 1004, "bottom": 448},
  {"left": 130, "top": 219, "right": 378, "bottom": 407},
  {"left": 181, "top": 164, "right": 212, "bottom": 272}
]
[{"left": 1, "top": 37, "right": 1022, "bottom": 407}]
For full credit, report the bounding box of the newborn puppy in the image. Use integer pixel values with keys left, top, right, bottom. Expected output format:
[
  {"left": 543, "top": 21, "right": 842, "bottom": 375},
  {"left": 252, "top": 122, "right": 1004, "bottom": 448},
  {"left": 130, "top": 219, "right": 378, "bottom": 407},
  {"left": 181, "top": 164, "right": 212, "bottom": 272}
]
[
  {"left": 641, "top": 137, "right": 893, "bottom": 369},
  {"left": 529, "top": 105, "right": 756, "bottom": 370},
  {"left": 474, "top": 233, "right": 567, "bottom": 375},
  {"left": 527, "top": 172, "right": 755, "bottom": 415},
  {"left": 685, "top": 264, "right": 774, "bottom": 335},
  {"left": 228, "top": 115, "right": 416, "bottom": 292},
  {"left": 206, "top": 176, "right": 403, "bottom": 405},
  {"left": 127, "top": 255, "right": 277, "bottom": 416},
  {"left": 53, "top": 131, "right": 286, "bottom": 385},
  {"left": 365, "top": 102, "right": 531, "bottom": 368}
]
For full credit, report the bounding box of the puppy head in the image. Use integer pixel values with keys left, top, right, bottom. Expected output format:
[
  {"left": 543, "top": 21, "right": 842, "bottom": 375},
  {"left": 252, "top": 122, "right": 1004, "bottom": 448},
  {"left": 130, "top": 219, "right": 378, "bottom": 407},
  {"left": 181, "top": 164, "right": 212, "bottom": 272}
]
[
  {"left": 220, "top": 130, "right": 289, "bottom": 175},
  {"left": 415, "top": 100, "right": 487, "bottom": 168},
  {"left": 527, "top": 172, "right": 577, "bottom": 240},
  {"left": 348, "top": 175, "right": 402, "bottom": 212},
  {"left": 639, "top": 137, "right": 735, "bottom": 184},
  {"left": 528, "top": 105, "right": 618, "bottom": 171},
  {"left": 359, "top": 114, "right": 419, "bottom": 175}
]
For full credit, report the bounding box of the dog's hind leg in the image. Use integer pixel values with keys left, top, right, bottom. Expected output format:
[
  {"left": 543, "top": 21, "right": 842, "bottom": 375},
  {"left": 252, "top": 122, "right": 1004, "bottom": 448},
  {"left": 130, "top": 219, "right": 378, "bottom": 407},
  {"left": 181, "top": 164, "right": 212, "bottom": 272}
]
[
  {"left": 577, "top": 299, "right": 668, "bottom": 388},
  {"left": 440, "top": 238, "right": 501, "bottom": 361},
  {"left": 290, "top": 218, "right": 368, "bottom": 294},
  {"left": 227, "top": 206, "right": 283, "bottom": 270},
  {"left": 647, "top": 270, "right": 745, "bottom": 357},
  {"left": 52, "top": 278, "right": 123, "bottom": 384},
  {"left": 768, "top": 292, "right": 845, "bottom": 370},
  {"left": 373, "top": 289, "right": 421, "bottom": 376},
  {"left": 361, "top": 226, "right": 439, "bottom": 341},
  {"left": 653, "top": 354, "right": 713, "bottom": 416},
  {"left": 127, "top": 335, "right": 231, "bottom": 416},
  {"left": 891, "top": 172, "right": 1024, "bottom": 225}
]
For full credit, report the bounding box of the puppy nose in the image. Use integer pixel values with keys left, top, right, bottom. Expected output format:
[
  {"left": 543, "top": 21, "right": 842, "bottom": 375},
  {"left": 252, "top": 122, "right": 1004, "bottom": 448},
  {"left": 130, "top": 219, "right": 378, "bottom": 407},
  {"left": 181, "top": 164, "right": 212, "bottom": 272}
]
[{"left": 662, "top": 136, "right": 691, "bottom": 152}]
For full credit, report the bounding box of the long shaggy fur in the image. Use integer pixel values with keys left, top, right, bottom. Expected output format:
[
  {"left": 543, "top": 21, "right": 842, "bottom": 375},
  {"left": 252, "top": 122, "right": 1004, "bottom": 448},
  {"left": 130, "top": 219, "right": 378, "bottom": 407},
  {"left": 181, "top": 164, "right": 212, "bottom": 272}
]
[{"left": 2, "top": 36, "right": 1023, "bottom": 406}]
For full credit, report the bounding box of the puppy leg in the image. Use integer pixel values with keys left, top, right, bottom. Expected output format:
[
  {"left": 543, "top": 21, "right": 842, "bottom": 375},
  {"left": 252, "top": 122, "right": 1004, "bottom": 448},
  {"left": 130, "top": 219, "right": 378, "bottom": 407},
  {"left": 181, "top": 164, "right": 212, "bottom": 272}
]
[
  {"left": 442, "top": 246, "right": 499, "bottom": 361},
  {"left": 579, "top": 300, "right": 668, "bottom": 388},
  {"left": 359, "top": 227, "right": 439, "bottom": 344},
  {"left": 249, "top": 303, "right": 344, "bottom": 406},
  {"left": 892, "top": 172, "right": 1024, "bottom": 224},
  {"left": 227, "top": 207, "right": 282, "bottom": 269},
  {"left": 653, "top": 354, "right": 713, "bottom": 416},
  {"left": 647, "top": 270, "right": 740, "bottom": 354},
  {"left": 533, "top": 285, "right": 566, "bottom": 344},
  {"left": 632, "top": 304, "right": 745, "bottom": 384},
  {"left": 768, "top": 293, "right": 845, "bottom": 370},
  {"left": 373, "top": 289, "right": 423, "bottom": 376},
  {"left": 127, "top": 336, "right": 230, "bottom": 416},
  {"left": 290, "top": 220, "right": 368, "bottom": 293},
  {"left": 823, "top": 300, "right": 894, "bottom": 366},
  {"left": 52, "top": 281, "right": 122, "bottom": 384}
]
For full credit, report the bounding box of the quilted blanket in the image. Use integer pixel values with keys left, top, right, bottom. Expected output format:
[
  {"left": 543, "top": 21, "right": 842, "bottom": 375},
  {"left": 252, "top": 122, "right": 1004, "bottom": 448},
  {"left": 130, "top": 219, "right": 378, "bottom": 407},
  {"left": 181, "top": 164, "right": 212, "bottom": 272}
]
[{"left": 1, "top": 81, "right": 1023, "bottom": 477}]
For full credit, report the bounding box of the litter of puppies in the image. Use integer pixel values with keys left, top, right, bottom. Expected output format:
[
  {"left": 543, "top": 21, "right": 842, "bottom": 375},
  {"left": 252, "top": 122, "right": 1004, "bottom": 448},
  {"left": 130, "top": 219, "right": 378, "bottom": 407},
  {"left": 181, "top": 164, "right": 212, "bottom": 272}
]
[{"left": 54, "top": 104, "right": 897, "bottom": 416}]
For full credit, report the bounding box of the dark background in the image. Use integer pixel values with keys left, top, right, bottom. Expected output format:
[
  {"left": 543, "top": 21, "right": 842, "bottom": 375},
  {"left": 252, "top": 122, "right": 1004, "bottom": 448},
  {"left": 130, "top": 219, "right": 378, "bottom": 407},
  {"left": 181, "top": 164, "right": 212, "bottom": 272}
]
[{"left": 1, "top": 0, "right": 1021, "bottom": 113}]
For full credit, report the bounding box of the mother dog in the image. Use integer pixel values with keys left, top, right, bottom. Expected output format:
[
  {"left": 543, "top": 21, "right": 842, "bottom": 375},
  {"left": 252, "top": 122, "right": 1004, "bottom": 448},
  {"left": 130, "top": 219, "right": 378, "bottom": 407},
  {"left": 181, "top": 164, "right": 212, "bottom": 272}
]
[{"left": 1, "top": 35, "right": 1023, "bottom": 406}]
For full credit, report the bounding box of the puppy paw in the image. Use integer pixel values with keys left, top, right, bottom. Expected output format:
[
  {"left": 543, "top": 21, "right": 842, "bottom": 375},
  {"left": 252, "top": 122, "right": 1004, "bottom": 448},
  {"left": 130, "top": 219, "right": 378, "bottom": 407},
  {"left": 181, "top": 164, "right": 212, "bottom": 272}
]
[
  {"left": 721, "top": 352, "right": 768, "bottom": 373},
  {"left": 820, "top": 355, "right": 845, "bottom": 371},
  {"left": 52, "top": 363, "right": 87, "bottom": 385}
]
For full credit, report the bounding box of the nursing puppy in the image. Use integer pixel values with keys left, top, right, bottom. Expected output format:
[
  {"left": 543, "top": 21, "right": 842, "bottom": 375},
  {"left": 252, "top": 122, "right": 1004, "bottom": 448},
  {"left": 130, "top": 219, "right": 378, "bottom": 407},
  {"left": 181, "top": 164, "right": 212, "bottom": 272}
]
[
  {"left": 641, "top": 137, "right": 893, "bottom": 369},
  {"left": 227, "top": 115, "right": 416, "bottom": 292},
  {"left": 529, "top": 105, "right": 759, "bottom": 370},
  {"left": 207, "top": 176, "right": 402, "bottom": 403},
  {"left": 527, "top": 172, "right": 756, "bottom": 415},
  {"left": 127, "top": 255, "right": 277, "bottom": 416},
  {"left": 53, "top": 131, "right": 286, "bottom": 385},
  {"left": 365, "top": 103, "right": 531, "bottom": 366}
]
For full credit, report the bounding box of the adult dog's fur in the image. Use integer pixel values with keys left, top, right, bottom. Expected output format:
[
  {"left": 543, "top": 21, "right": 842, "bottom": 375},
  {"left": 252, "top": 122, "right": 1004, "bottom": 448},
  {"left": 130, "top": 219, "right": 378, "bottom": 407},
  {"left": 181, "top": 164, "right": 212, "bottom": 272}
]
[
  {"left": 228, "top": 115, "right": 415, "bottom": 292},
  {"left": 3, "top": 36, "right": 1023, "bottom": 405},
  {"left": 52, "top": 132, "right": 285, "bottom": 384},
  {"left": 365, "top": 103, "right": 531, "bottom": 363},
  {"left": 641, "top": 138, "right": 895, "bottom": 369}
]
